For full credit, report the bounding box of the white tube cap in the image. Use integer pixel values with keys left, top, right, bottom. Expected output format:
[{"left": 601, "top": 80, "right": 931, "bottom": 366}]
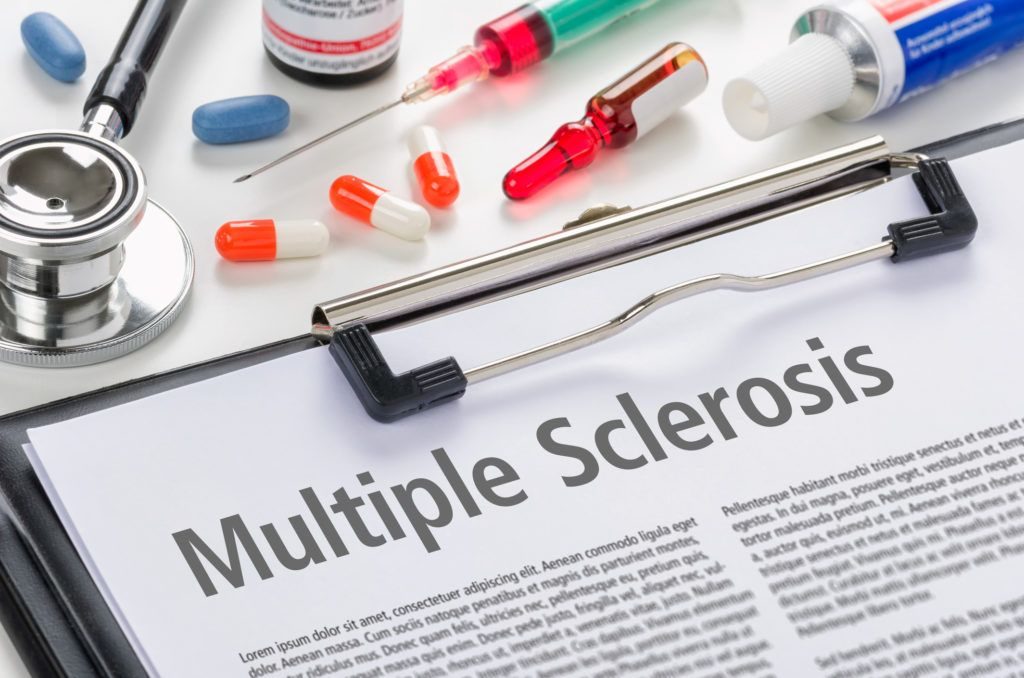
[{"left": 723, "top": 33, "right": 856, "bottom": 141}]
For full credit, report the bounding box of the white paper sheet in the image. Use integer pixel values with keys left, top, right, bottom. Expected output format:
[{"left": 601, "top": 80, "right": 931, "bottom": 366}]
[{"left": 27, "top": 141, "right": 1024, "bottom": 677}]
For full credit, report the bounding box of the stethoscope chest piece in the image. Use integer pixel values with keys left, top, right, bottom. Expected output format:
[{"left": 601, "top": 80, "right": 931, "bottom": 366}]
[{"left": 0, "top": 130, "right": 194, "bottom": 367}]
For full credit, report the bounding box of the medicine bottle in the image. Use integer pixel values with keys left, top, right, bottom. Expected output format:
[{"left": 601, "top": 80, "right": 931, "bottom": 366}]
[{"left": 262, "top": 0, "right": 404, "bottom": 86}]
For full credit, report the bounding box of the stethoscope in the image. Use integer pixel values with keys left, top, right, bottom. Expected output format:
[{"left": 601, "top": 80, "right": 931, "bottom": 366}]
[{"left": 0, "top": 0, "right": 193, "bottom": 367}]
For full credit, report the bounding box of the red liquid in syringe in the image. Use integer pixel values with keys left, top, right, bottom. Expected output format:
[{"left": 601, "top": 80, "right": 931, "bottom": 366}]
[{"left": 503, "top": 43, "right": 707, "bottom": 201}]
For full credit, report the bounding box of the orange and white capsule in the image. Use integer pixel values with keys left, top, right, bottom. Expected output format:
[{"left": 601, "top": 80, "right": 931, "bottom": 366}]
[
  {"left": 215, "top": 219, "right": 328, "bottom": 262},
  {"left": 408, "top": 126, "right": 460, "bottom": 208},
  {"left": 329, "top": 175, "right": 430, "bottom": 241}
]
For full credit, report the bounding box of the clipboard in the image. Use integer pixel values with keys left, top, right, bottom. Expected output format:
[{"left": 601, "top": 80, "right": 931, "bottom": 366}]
[{"left": 0, "top": 118, "right": 1020, "bottom": 677}]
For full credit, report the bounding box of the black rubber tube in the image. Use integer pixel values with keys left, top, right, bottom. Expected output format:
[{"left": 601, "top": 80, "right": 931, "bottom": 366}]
[{"left": 83, "top": 0, "right": 188, "bottom": 137}]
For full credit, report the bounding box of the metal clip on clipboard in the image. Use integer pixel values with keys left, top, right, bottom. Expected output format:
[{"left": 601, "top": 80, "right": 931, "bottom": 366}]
[{"left": 312, "top": 136, "right": 978, "bottom": 422}]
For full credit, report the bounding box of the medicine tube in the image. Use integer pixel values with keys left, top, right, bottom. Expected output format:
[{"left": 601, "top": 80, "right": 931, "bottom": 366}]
[
  {"left": 503, "top": 43, "right": 708, "bottom": 201},
  {"left": 723, "top": 0, "right": 1024, "bottom": 140}
]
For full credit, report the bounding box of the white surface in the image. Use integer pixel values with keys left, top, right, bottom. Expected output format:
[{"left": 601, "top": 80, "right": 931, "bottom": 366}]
[
  {"left": 22, "top": 141, "right": 1024, "bottom": 677},
  {"left": 1, "top": 0, "right": 1024, "bottom": 674}
]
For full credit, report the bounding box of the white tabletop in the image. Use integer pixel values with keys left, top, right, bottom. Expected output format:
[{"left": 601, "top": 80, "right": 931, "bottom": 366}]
[{"left": 1, "top": 0, "right": 1023, "bottom": 675}]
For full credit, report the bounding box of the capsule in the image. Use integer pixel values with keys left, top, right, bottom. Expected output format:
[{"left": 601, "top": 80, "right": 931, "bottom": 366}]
[
  {"left": 192, "top": 95, "right": 290, "bottom": 145},
  {"left": 215, "top": 219, "right": 328, "bottom": 262},
  {"left": 329, "top": 175, "right": 430, "bottom": 241},
  {"left": 20, "top": 12, "right": 86, "bottom": 83},
  {"left": 408, "top": 126, "right": 460, "bottom": 208}
]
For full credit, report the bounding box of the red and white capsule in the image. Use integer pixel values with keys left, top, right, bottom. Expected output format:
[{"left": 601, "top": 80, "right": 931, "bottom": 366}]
[
  {"left": 329, "top": 175, "right": 430, "bottom": 241},
  {"left": 408, "top": 126, "right": 460, "bottom": 208},
  {"left": 215, "top": 219, "right": 328, "bottom": 262}
]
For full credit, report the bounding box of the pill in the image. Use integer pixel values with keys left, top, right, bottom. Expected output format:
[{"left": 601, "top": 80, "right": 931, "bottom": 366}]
[
  {"left": 215, "top": 219, "right": 328, "bottom": 262},
  {"left": 20, "top": 13, "right": 86, "bottom": 83},
  {"left": 329, "top": 175, "right": 430, "bottom": 241},
  {"left": 408, "top": 126, "right": 460, "bottom": 208},
  {"left": 192, "top": 95, "right": 290, "bottom": 145}
]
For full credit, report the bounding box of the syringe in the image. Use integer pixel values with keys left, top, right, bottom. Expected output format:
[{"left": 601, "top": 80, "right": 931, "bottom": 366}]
[{"left": 234, "top": 0, "right": 664, "bottom": 183}]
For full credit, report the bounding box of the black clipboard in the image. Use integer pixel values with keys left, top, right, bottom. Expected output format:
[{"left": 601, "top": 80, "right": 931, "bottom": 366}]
[
  {"left": 0, "top": 120, "right": 1019, "bottom": 677},
  {"left": 0, "top": 336, "right": 317, "bottom": 677}
]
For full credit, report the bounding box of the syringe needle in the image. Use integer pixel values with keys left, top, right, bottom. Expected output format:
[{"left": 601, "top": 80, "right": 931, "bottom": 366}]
[
  {"left": 235, "top": 2, "right": 665, "bottom": 184},
  {"left": 233, "top": 97, "right": 406, "bottom": 183}
]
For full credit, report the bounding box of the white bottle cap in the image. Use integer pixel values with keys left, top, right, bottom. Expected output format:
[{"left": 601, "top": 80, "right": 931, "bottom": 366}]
[{"left": 722, "top": 33, "right": 856, "bottom": 141}]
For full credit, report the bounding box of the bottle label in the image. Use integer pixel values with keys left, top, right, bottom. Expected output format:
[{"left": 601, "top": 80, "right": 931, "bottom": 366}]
[
  {"left": 262, "top": 0, "right": 403, "bottom": 75},
  {"left": 631, "top": 61, "right": 708, "bottom": 140},
  {"left": 868, "top": 0, "right": 1024, "bottom": 103}
]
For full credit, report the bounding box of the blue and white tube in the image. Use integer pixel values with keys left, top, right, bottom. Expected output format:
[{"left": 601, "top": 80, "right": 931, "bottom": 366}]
[{"left": 723, "top": 0, "right": 1024, "bottom": 140}]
